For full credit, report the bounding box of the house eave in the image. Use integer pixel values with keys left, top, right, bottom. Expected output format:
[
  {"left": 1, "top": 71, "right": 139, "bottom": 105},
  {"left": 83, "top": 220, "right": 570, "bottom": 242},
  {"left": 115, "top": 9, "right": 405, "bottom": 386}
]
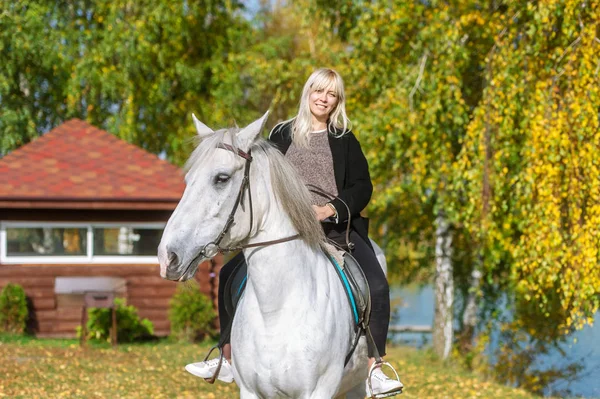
[{"left": 0, "top": 199, "right": 179, "bottom": 211}]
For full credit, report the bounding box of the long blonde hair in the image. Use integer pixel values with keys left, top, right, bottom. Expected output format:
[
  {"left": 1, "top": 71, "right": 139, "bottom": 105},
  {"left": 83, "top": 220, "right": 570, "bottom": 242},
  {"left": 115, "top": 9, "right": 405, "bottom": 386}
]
[{"left": 291, "top": 68, "right": 350, "bottom": 147}]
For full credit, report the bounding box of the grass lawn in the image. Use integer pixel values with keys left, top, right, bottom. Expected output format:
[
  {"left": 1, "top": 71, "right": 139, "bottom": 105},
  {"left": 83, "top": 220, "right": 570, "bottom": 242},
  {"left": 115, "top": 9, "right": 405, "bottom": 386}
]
[{"left": 0, "top": 333, "right": 540, "bottom": 399}]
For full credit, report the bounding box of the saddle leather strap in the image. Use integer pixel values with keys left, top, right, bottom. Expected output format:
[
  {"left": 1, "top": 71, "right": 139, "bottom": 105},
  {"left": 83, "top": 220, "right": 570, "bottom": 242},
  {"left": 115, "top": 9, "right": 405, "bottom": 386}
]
[
  {"left": 345, "top": 325, "right": 364, "bottom": 365},
  {"left": 218, "top": 142, "right": 252, "bottom": 161},
  {"left": 305, "top": 184, "right": 354, "bottom": 251}
]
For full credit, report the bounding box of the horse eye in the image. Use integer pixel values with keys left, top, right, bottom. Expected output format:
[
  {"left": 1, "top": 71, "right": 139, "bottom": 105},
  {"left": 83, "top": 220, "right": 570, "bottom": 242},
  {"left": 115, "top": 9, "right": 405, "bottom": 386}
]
[{"left": 214, "top": 174, "right": 231, "bottom": 184}]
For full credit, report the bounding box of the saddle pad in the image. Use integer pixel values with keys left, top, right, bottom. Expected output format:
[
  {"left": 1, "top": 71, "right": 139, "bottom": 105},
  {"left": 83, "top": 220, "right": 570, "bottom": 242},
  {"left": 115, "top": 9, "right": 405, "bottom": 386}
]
[
  {"left": 342, "top": 251, "right": 371, "bottom": 326},
  {"left": 223, "top": 254, "right": 248, "bottom": 318},
  {"left": 324, "top": 244, "right": 371, "bottom": 328}
]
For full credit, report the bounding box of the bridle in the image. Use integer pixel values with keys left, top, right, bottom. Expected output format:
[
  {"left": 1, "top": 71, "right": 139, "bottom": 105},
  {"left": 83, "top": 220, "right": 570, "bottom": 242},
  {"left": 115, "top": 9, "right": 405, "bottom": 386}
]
[{"left": 188, "top": 142, "right": 300, "bottom": 266}]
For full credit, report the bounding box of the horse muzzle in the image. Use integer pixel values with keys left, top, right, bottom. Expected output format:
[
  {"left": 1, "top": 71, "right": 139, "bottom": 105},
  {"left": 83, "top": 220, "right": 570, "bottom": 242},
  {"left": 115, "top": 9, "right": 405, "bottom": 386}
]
[{"left": 158, "top": 244, "right": 187, "bottom": 281}]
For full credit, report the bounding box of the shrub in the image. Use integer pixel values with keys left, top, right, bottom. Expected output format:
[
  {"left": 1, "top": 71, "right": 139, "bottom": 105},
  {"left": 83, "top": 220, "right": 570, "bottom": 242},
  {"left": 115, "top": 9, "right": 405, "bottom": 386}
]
[
  {"left": 169, "top": 281, "right": 216, "bottom": 342},
  {"left": 0, "top": 283, "right": 29, "bottom": 334},
  {"left": 80, "top": 298, "right": 154, "bottom": 343}
]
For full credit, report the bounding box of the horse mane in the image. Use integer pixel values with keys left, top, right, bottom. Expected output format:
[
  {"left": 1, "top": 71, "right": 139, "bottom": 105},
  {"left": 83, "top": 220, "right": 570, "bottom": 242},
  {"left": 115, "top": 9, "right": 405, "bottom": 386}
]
[
  {"left": 251, "top": 140, "right": 327, "bottom": 249},
  {"left": 186, "top": 128, "right": 326, "bottom": 250},
  {"left": 184, "top": 128, "right": 241, "bottom": 173}
]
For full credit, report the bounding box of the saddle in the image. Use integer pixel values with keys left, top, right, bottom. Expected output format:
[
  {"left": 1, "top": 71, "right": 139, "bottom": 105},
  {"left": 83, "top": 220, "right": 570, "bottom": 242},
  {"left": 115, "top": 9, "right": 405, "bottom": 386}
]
[{"left": 324, "top": 242, "right": 371, "bottom": 328}]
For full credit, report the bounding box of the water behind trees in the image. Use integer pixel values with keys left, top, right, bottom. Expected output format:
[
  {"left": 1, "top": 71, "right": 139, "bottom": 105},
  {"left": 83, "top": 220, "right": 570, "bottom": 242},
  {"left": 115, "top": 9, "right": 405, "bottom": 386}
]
[{"left": 390, "top": 285, "right": 600, "bottom": 398}]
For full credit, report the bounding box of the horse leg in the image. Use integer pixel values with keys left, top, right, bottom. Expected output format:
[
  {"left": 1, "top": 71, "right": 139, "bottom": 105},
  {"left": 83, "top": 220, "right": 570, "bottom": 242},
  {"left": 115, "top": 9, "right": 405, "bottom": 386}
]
[
  {"left": 333, "top": 381, "right": 368, "bottom": 399},
  {"left": 238, "top": 386, "right": 260, "bottom": 399},
  {"left": 345, "top": 381, "right": 367, "bottom": 399},
  {"left": 309, "top": 389, "right": 341, "bottom": 399},
  {"left": 308, "top": 375, "right": 347, "bottom": 399}
]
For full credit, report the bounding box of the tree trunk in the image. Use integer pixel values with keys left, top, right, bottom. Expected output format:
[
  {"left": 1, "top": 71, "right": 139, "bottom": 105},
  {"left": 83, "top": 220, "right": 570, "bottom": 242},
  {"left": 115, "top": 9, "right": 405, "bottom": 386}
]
[
  {"left": 459, "top": 265, "right": 482, "bottom": 353},
  {"left": 433, "top": 212, "right": 453, "bottom": 360}
]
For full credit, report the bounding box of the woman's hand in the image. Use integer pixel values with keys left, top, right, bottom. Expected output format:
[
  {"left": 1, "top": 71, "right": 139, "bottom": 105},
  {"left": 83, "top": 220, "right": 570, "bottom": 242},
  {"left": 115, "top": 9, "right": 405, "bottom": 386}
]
[{"left": 313, "top": 204, "right": 335, "bottom": 221}]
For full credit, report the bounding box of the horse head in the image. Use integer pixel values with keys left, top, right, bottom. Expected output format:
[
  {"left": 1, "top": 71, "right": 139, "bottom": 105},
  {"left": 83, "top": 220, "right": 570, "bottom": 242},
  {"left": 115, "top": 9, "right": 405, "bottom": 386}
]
[{"left": 158, "top": 112, "right": 269, "bottom": 281}]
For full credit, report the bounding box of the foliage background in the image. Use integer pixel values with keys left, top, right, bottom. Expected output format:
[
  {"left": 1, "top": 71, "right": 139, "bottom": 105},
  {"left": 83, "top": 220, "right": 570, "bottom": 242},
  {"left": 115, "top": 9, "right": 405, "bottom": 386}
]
[
  {"left": 0, "top": 283, "right": 28, "bottom": 334},
  {"left": 79, "top": 298, "right": 155, "bottom": 343},
  {"left": 168, "top": 281, "right": 216, "bottom": 342},
  {"left": 1, "top": 0, "right": 599, "bottom": 393}
]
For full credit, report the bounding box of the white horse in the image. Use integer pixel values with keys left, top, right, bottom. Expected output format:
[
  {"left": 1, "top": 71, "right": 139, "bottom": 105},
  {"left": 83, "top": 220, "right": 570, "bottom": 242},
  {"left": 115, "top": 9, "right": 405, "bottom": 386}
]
[{"left": 158, "top": 113, "right": 372, "bottom": 398}]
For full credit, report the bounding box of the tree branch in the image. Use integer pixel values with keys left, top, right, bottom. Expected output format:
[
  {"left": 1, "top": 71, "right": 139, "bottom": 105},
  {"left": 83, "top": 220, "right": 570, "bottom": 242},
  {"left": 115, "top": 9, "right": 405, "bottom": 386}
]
[
  {"left": 487, "top": 10, "right": 522, "bottom": 61},
  {"left": 554, "top": 36, "right": 581, "bottom": 74},
  {"left": 409, "top": 52, "right": 428, "bottom": 111}
]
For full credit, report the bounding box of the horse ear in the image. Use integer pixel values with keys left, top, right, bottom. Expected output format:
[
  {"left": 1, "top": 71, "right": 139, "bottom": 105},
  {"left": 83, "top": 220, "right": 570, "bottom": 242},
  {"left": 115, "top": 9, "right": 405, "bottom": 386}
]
[
  {"left": 237, "top": 111, "right": 269, "bottom": 149},
  {"left": 192, "top": 113, "right": 214, "bottom": 138}
]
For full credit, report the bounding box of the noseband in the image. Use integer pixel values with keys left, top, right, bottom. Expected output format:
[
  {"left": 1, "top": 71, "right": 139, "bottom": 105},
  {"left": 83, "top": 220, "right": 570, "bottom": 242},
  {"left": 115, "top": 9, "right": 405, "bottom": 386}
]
[{"left": 190, "top": 142, "right": 299, "bottom": 266}]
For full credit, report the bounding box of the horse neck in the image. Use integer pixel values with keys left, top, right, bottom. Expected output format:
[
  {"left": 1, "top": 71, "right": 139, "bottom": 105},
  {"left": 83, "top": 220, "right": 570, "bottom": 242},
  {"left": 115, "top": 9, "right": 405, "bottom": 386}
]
[
  {"left": 242, "top": 188, "right": 328, "bottom": 312},
  {"left": 243, "top": 240, "right": 327, "bottom": 317}
]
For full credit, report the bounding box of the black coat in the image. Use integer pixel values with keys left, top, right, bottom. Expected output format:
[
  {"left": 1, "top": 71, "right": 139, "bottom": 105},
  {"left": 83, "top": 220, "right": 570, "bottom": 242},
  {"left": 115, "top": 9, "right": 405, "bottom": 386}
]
[{"left": 268, "top": 121, "right": 373, "bottom": 249}]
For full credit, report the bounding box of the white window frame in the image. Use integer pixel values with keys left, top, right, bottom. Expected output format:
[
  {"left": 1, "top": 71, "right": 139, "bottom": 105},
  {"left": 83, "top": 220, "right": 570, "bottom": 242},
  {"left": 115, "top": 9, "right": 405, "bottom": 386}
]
[{"left": 0, "top": 221, "right": 164, "bottom": 264}]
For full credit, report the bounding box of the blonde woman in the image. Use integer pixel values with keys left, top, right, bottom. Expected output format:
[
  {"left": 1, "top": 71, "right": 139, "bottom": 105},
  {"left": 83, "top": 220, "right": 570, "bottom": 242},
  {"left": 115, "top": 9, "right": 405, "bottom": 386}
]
[{"left": 187, "top": 68, "right": 402, "bottom": 397}]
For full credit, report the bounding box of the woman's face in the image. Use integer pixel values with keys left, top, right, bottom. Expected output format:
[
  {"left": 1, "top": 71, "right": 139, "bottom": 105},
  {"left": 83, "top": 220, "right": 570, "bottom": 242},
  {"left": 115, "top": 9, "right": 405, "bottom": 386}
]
[{"left": 308, "top": 85, "right": 339, "bottom": 121}]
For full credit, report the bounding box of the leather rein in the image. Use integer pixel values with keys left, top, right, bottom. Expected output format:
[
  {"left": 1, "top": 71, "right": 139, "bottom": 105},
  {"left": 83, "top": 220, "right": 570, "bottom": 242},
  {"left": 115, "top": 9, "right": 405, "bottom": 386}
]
[{"left": 189, "top": 142, "right": 300, "bottom": 265}]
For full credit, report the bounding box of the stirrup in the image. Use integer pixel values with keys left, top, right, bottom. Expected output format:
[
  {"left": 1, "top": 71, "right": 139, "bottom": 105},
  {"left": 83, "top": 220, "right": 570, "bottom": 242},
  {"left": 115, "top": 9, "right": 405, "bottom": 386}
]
[
  {"left": 367, "top": 361, "right": 404, "bottom": 398},
  {"left": 201, "top": 345, "right": 225, "bottom": 384}
]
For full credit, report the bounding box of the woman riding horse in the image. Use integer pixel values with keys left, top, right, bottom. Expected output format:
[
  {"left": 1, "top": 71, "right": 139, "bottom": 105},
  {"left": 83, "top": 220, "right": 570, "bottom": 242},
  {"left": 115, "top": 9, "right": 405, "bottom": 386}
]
[{"left": 186, "top": 68, "right": 402, "bottom": 397}]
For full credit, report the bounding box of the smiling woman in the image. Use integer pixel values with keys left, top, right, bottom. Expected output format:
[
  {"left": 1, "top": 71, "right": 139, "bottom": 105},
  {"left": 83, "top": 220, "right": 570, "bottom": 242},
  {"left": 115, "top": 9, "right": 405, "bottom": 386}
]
[{"left": 266, "top": 69, "right": 400, "bottom": 396}]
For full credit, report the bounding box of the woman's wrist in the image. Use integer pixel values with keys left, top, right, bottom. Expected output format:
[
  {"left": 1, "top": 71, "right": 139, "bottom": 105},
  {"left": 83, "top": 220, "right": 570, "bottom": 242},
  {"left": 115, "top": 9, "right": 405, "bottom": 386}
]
[{"left": 325, "top": 202, "right": 337, "bottom": 218}]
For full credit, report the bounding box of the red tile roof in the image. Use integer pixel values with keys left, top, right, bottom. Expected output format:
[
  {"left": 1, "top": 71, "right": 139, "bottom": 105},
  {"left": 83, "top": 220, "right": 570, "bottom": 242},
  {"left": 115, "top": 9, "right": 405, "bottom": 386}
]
[{"left": 0, "top": 119, "right": 185, "bottom": 209}]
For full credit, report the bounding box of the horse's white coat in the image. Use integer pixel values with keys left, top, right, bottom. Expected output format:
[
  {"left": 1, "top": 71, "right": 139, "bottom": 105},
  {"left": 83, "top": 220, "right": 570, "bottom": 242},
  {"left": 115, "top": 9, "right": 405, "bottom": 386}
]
[{"left": 158, "top": 113, "right": 370, "bottom": 398}]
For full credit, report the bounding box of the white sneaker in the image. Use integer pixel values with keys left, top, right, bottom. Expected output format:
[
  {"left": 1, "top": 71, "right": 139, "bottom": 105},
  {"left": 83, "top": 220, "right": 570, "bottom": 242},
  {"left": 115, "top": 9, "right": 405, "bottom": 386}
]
[
  {"left": 368, "top": 367, "right": 404, "bottom": 397},
  {"left": 185, "top": 358, "right": 234, "bottom": 383}
]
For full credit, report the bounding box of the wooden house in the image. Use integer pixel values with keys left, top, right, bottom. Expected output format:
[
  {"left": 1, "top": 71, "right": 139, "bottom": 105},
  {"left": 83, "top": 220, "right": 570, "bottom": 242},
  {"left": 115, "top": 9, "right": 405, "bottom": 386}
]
[{"left": 0, "top": 119, "right": 222, "bottom": 337}]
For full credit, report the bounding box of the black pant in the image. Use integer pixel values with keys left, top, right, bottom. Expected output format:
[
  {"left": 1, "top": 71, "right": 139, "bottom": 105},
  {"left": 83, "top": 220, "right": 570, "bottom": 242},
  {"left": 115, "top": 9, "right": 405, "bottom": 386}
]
[{"left": 217, "top": 229, "right": 390, "bottom": 357}]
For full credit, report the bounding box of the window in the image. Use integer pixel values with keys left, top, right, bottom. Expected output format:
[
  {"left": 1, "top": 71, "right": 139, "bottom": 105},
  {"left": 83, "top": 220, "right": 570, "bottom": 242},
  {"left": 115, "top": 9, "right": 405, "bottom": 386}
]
[
  {"left": 0, "top": 222, "right": 164, "bottom": 264},
  {"left": 93, "top": 227, "right": 163, "bottom": 256},
  {"left": 7, "top": 227, "right": 87, "bottom": 256}
]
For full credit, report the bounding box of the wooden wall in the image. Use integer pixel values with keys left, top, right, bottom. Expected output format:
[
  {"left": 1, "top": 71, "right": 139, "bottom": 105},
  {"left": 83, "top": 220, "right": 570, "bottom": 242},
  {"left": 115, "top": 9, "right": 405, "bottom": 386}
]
[{"left": 0, "top": 258, "right": 223, "bottom": 338}]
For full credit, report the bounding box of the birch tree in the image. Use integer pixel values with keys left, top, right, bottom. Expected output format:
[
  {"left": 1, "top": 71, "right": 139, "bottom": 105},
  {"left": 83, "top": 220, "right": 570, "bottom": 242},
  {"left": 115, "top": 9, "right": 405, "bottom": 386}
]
[
  {"left": 342, "top": 0, "right": 484, "bottom": 359},
  {"left": 456, "top": 1, "right": 600, "bottom": 378}
]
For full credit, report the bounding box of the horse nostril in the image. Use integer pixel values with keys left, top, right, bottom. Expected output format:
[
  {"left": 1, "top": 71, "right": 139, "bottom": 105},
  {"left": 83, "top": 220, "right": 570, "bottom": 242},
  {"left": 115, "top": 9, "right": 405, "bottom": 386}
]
[{"left": 167, "top": 249, "right": 180, "bottom": 267}]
